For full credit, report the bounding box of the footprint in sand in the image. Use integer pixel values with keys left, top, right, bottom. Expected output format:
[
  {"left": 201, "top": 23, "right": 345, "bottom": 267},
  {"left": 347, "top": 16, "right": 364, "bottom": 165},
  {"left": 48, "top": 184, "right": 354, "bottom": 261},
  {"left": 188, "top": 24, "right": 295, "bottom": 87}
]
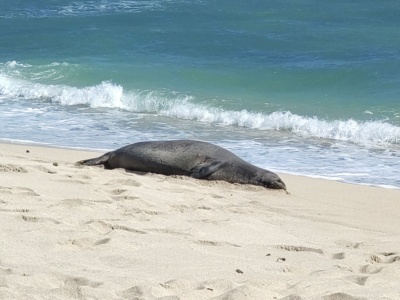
[
  {"left": 355, "top": 252, "right": 399, "bottom": 279},
  {"left": 63, "top": 173, "right": 91, "bottom": 180},
  {"left": 31, "top": 165, "right": 57, "bottom": 174},
  {"left": 0, "top": 267, "right": 12, "bottom": 276},
  {"left": 335, "top": 265, "right": 355, "bottom": 273},
  {"left": 332, "top": 252, "right": 346, "bottom": 260},
  {"left": 49, "top": 198, "right": 97, "bottom": 209},
  {"left": 380, "top": 251, "right": 400, "bottom": 263},
  {"left": 94, "top": 238, "right": 111, "bottom": 246},
  {"left": 195, "top": 240, "right": 241, "bottom": 247},
  {"left": 334, "top": 240, "right": 363, "bottom": 249},
  {"left": 55, "top": 179, "right": 87, "bottom": 185},
  {"left": 146, "top": 228, "right": 197, "bottom": 237},
  {"left": 107, "top": 189, "right": 128, "bottom": 195},
  {"left": 125, "top": 207, "right": 164, "bottom": 216},
  {"left": 172, "top": 204, "right": 196, "bottom": 213},
  {"left": 57, "top": 237, "right": 111, "bottom": 248},
  {"left": 0, "top": 186, "right": 40, "bottom": 197},
  {"left": 322, "top": 292, "right": 366, "bottom": 300},
  {"left": 19, "top": 215, "right": 60, "bottom": 224},
  {"left": 279, "top": 294, "right": 303, "bottom": 300},
  {"left": 211, "top": 194, "right": 224, "bottom": 199},
  {"left": 0, "top": 164, "right": 28, "bottom": 173},
  {"left": 60, "top": 275, "right": 103, "bottom": 298},
  {"left": 63, "top": 276, "right": 103, "bottom": 288},
  {"left": 359, "top": 264, "right": 383, "bottom": 274},
  {"left": 112, "top": 195, "right": 140, "bottom": 201},
  {"left": 86, "top": 220, "right": 147, "bottom": 235},
  {"left": 0, "top": 208, "right": 30, "bottom": 213},
  {"left": 107, "top": 178, "right": 141, "bottom": 187},
  {"left": 368, "top": 252, "right": 400, "bottom": 264},
  {"left": 208, "top": 283, "right": 274, "bottom": 300},
  {"left": 120, "top": 285, "right": 172, "bottom": 299},
  {"left": 172, "top": 204, "right": 213, "bottom": 213},
  {"left": 276, "top": 245, "right": 324, "bottom": 255},
  {"left": 346, "top": 275, "right": 369, "bottom": 286}
]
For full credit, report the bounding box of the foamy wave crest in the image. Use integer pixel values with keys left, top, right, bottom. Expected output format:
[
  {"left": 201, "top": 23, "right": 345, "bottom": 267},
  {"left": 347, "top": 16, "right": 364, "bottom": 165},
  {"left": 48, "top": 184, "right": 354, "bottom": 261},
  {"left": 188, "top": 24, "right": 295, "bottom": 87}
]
[
  {"left": 129, "top": 91, "right": 400, "bottom": 146},
  {"left": 159, "top": 104, "right": 400, "bottom": 146},
  {"left": 0, "top": 75, "right": 124, "bottom": 108},
  {"left": 1, "top": 75, "right": 399, "bottom": 146}
]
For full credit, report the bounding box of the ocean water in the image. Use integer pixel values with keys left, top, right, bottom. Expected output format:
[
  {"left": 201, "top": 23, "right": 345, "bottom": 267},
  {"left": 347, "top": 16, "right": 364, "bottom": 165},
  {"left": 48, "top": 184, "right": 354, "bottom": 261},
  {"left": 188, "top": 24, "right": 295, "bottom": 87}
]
[{"left": 1, "top": 0, "right": 400, "bottom": 188}]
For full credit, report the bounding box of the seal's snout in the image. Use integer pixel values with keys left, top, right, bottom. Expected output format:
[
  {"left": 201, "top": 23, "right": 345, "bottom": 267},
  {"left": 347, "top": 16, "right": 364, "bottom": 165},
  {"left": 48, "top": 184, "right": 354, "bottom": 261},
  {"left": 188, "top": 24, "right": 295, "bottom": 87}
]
[
  {"left": 261, "top": 174, "right": 287, "bottom": 190},
  {"left": 275, "top": 178, "right": 287, "bottom": 190},
  {"left": 269, "top": 178, "right": 286, "bottom": 190}
]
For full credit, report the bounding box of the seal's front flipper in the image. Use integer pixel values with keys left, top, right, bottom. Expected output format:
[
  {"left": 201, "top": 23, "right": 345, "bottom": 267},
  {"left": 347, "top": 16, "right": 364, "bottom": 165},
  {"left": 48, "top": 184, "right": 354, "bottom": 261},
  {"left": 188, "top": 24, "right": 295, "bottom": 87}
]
[
  {"left": 76, "top": 153, "right": 111, "bottom": 166},
  {"left": 190, "top": 161, "right": 223, "bottom": 179}
]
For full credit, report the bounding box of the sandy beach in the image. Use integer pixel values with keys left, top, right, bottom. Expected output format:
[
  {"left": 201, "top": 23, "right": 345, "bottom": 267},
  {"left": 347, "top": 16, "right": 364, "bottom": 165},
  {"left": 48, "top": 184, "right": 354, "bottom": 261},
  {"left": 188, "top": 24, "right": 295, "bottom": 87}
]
[{"left": 1, "top": 142, "right": 400, "bottom": 300}]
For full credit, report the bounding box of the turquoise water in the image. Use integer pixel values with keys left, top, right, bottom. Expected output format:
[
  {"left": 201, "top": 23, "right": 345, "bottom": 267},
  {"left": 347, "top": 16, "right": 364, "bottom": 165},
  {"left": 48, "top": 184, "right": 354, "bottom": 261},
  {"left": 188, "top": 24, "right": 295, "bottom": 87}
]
[{"left": 1, "top": 0, "right": 400, "bottom": 188}]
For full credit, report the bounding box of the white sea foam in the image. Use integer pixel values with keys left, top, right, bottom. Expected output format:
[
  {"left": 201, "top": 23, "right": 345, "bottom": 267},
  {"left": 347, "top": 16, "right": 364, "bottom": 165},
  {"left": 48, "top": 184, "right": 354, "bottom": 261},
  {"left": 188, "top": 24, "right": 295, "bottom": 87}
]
[
  {"left": 1, "top": 0, "right": 170, "bottom": 19},
  {"left": 0, "top": 75, "right": 123, "bottom": 108},
  {"left": 0, "top": 61, "right": 78, "bottom": 82},
  {"left": 1, "top": 75, "right": 399, "bottom": 147}
]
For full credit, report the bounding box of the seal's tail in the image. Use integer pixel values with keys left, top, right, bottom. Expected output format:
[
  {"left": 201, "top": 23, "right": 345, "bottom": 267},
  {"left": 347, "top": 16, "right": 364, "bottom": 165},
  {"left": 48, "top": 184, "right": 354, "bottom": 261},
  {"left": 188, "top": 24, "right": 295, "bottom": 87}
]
[{"left": 76, "top": 153, "right": 111, "bottom": 166}]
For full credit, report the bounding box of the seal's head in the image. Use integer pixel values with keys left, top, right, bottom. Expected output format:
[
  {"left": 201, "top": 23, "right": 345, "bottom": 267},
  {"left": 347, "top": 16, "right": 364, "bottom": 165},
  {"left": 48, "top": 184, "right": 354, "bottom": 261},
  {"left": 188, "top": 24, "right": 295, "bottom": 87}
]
[{"left": 258, "top": 171, "right": 287, "bottom": 190}]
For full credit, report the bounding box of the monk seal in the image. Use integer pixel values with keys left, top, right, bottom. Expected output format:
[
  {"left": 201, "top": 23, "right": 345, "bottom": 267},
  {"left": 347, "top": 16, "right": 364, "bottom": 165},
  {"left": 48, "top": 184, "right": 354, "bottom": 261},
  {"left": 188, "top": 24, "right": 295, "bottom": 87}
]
[{"left": 77, "top": 140, "right": 286, "bottom": 190}]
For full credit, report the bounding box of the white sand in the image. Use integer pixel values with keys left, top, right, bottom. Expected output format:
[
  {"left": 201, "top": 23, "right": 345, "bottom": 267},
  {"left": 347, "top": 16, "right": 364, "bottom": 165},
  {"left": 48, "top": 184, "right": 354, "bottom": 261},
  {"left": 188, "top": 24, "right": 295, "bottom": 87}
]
[{"left": 1, "top": 142, "right": 400, "bottom": 300}]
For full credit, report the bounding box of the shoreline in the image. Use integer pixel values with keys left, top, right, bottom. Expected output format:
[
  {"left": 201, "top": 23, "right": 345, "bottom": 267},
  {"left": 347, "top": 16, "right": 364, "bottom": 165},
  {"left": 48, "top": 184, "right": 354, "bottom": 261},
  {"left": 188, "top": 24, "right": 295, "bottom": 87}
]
[
  {"left": 0, "top": 138, "right": 108, "bottom": 153},
  {"left": 1, "top": 141, "right": 400, "bottom": 299},
  {"left": 1, "top": 139, "right": 399, "bottom": 191}
]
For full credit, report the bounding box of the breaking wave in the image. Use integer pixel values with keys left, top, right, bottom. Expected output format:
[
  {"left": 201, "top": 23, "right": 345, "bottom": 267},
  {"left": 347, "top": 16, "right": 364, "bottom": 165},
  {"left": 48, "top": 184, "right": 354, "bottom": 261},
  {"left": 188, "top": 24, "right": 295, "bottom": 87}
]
[{"left": 1, "top": 70, "right": 399, "bottom": 147}]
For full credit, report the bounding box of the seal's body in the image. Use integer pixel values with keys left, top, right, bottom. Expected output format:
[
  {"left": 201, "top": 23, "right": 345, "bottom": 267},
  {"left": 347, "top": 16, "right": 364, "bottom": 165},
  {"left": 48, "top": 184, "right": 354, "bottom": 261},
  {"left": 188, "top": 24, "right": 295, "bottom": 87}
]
[{"left": 77, "top": 140, "right": 286, "bottom": 190}]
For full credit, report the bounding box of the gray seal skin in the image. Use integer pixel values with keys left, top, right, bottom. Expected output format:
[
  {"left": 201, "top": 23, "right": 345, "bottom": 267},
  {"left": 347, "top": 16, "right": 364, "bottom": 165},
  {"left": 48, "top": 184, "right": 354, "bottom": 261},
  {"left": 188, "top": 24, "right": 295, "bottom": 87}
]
[{"left": 77, "top": 140, "right": 286, "bottom": 190}]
